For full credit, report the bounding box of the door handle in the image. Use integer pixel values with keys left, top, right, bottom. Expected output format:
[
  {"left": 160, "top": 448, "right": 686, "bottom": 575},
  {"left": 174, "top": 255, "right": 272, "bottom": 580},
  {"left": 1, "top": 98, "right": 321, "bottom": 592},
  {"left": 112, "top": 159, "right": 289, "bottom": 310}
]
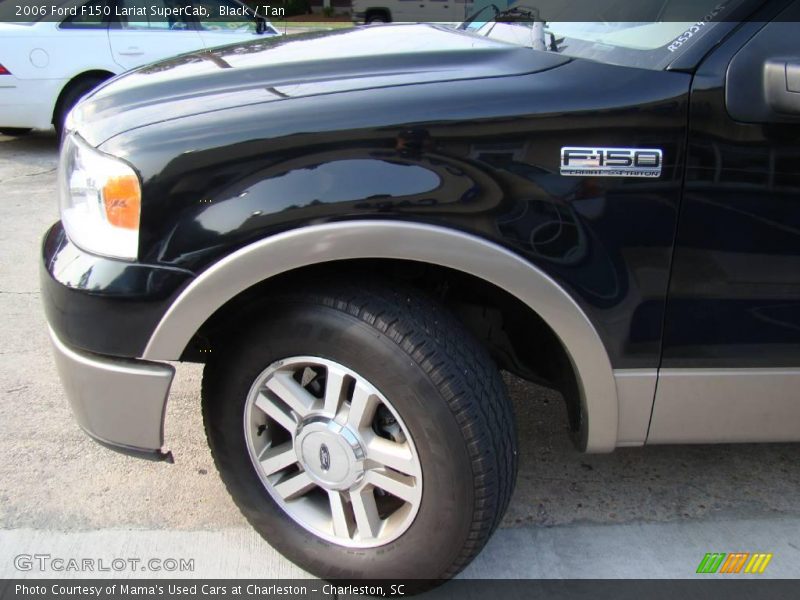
[
  {"left": 765, "top": 59, "right": 800, "bottom": 116},
  {"left": 118, "top": 47, "right": 144, "bottom": 56}
]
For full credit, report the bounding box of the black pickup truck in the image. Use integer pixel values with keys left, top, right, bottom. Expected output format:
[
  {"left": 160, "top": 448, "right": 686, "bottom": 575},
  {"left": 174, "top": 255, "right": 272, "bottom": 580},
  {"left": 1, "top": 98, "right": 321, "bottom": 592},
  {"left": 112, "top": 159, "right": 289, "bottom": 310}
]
[{"left": 41, "top": 0, "right": 800, "bottom": 583}]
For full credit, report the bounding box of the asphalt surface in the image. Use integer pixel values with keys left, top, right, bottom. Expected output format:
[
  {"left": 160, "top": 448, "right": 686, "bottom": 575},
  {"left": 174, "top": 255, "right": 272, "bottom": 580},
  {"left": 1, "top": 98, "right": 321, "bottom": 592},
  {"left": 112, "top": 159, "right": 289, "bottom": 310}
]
[{"left": 1, "top": 131, "right": 799, "bottom": 582}]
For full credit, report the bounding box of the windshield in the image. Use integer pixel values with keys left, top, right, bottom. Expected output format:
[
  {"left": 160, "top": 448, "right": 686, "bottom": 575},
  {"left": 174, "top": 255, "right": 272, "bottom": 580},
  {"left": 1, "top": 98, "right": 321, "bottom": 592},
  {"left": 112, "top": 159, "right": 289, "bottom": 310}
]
[{"left": 464, "top": 0, "right": 752, "bottom": 70}]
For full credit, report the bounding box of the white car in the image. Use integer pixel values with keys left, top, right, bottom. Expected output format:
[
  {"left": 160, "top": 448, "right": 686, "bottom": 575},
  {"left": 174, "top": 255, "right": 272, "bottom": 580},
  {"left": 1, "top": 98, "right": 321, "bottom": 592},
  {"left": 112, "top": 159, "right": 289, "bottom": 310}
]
[{"left": 0, "top": 0, "right": 279, "bottom": 136}]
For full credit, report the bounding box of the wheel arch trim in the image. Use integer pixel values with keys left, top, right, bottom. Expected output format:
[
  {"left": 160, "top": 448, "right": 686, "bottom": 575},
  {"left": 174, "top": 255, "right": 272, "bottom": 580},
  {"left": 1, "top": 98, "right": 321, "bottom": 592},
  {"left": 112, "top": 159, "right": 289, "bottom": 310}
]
[{"left": 143, "top": 220, "right": 618, "bottom": 452}]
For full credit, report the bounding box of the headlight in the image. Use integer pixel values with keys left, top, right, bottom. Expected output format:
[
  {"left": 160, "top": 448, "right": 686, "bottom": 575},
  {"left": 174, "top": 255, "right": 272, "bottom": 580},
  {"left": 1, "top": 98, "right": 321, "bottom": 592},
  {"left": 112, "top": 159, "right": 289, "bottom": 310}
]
[{"left": 58, "top": 133, "right": 141, "bottom": 260}]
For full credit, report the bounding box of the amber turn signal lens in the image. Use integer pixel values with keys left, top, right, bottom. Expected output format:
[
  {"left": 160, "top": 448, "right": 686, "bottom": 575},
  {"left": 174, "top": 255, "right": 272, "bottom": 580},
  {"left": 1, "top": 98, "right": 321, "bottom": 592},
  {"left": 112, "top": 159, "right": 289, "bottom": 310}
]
[{"left": 102, "top": 175, "right": 140, "bottom": 230}]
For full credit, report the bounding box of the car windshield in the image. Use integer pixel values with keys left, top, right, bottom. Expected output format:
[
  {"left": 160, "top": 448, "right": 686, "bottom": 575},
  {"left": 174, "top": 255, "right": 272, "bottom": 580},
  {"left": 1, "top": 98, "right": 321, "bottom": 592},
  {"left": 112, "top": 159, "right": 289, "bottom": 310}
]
[{"left": 464, "top": 0, "right": 754, "bottom": 70}]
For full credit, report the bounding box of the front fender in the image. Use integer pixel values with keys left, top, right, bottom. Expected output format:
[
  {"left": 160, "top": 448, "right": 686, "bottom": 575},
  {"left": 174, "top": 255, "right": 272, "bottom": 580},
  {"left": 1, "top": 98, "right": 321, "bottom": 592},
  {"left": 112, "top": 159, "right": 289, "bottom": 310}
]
[
  {"left": 142, "top": 220, "right": 619, "bottom": 453},
  {"left": 151, "top": 145, "right": 508, "bottom": 268}
]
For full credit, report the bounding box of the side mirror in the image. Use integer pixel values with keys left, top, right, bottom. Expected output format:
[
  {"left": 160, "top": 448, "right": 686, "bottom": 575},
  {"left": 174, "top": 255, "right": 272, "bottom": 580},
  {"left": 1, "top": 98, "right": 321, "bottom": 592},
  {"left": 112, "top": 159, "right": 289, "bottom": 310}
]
[
  {"left": 255, "top": 16, "right": 267, "bottom": 35},
  {"left": 725, "top": 16, "right": 800, "bottom": 124},
  {"left": 764, "top": 59, "right": 800, "bottom": 116}
]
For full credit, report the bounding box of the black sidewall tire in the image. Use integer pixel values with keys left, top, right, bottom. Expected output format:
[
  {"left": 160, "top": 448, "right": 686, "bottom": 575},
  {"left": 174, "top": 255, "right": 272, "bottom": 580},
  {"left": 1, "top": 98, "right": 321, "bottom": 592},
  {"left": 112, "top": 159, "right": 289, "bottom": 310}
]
[
  {"left": 204, "top": 301, "right": 477, "bottom": 580},
  {"left": 0, "top": 128, "right": 33, "bottom": 137}
]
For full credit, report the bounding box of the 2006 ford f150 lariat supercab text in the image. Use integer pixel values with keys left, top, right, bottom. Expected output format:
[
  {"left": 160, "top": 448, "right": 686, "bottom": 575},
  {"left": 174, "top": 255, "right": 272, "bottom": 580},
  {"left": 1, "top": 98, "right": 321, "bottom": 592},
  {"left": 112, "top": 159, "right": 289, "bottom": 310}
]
[{"left": 40, "top": 0, "right": 800, "bottom": 584}]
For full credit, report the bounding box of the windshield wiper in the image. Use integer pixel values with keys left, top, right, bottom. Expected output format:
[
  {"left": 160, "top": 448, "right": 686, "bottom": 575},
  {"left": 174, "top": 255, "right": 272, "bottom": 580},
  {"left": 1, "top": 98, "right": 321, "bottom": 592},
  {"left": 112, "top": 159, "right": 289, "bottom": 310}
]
[
  {"left": 494, "top": 6, "right": 541, "bottom": 22},
  {"left": 495, "top": 6, "right": 548, "bottom": 50},
  {"left": 462, "top": 4, "right": 564, "bottom": 53},
  {"left": 460, "top": 4, "right": 539, "bottom": 28},
  {"left": 460, "top": 4, "right": 501, "bottom": 29}
]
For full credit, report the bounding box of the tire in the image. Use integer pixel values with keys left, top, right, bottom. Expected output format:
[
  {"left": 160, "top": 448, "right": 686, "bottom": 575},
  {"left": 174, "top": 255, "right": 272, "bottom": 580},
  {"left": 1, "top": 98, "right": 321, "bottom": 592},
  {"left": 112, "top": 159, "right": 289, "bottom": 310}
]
[
  {"left": 53, "top": 76, "right": 108, "bottom": 140},
  {"left": 202, "top": 282, "right": 517, "bottom": 584},
  {"left": 0, "top": 128, "right": 32, "bottom": 137},
  {"left": 365, "top": 12, "right": 389, "bottom": 24}
]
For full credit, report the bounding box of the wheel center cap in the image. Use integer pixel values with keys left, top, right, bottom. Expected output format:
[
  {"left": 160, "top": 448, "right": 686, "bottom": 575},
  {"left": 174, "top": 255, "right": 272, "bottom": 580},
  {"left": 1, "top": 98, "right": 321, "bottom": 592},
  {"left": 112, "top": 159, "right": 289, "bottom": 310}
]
[{"left": 295, "top": 417, "right": 365, "bottom": 490}]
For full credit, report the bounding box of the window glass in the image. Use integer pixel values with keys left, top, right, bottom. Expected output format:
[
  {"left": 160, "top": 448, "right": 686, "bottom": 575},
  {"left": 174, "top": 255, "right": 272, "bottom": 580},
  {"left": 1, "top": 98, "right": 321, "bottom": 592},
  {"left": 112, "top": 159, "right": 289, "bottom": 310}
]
[
  {"left": 467, "top": 0, "right": 754, "bottom": 70},
  {"left": 60, "top": 0, "right": 109, "bottom": 28},
  {"left": 118, "top": 0, "right": 192, "bottom": 30},
  {"left": 193, "top": 0, "right": 257, "bottom": 33}
]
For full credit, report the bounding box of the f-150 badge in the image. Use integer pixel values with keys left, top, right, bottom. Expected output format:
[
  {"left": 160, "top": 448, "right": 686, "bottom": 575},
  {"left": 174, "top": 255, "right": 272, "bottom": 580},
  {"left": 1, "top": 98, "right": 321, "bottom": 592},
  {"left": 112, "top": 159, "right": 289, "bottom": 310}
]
[{"left": 560, "top": 147, "right": 663, "bottom": 178}]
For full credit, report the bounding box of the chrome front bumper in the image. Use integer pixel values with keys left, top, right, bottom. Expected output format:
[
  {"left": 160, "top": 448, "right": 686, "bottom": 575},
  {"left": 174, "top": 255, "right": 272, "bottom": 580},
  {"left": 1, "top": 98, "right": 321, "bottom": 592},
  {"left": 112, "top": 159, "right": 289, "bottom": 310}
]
[{"left": 49, "top": 327, "right": 175, "bottom": 461}]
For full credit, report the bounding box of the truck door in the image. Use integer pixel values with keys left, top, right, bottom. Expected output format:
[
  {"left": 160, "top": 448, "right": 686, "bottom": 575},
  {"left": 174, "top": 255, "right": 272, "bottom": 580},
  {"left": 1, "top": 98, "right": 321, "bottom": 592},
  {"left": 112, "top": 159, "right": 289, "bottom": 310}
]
[
  {"left": 453, "top": 0, "right": 474, "bottom": 22},
  {"left": 650, "top": 3, "right": 800, "bottom": 443},
  {"left": 424, "top": 0, "right": 460, "bottom": 22},
  {"left": 391, "top": 0, "right": 456, "bottom": 23}
]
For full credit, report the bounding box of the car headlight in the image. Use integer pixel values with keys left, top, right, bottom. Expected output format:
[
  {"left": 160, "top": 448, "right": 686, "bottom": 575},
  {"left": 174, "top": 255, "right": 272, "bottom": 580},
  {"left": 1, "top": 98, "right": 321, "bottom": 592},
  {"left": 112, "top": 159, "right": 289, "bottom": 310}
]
[{"left": 58, "top": 133, "right": 141, "bottom": 260}]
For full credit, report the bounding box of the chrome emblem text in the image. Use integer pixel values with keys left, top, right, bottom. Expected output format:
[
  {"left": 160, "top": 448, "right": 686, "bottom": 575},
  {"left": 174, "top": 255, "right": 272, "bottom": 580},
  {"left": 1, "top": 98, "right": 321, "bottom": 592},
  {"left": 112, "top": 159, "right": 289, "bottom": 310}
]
[{"left": 561, "top": 147, "right": 663, "bottom": 178}]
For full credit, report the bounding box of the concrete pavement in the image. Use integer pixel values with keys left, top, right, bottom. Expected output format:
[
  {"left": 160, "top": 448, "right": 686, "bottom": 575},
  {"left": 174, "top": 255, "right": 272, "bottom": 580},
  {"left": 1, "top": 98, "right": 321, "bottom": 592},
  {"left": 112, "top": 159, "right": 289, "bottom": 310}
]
[{"left": 1, "top": 517, "right": 799, "bottom": 579}]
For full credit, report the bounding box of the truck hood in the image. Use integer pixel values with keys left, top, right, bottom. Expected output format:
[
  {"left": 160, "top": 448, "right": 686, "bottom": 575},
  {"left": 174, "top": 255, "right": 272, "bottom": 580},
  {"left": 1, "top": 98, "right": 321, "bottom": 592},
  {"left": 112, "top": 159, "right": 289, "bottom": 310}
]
[{"left": 73, "top": 24, "right": 569, "bottom": 145}]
